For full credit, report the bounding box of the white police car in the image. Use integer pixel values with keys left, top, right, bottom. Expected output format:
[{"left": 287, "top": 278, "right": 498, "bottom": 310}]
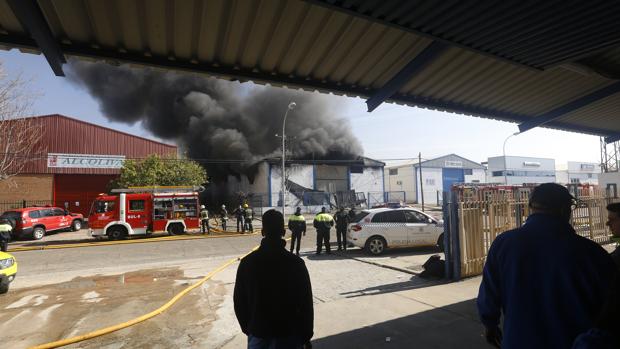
[{"left": 347, "top": 208, "right": 444, "bottom": 255}]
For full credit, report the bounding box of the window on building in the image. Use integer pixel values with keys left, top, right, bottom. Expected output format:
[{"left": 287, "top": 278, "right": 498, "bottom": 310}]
[
  {"left": 464, "top": 169, "right": 473, "bottom": 175},
  {"left": 425, "top": 178, "right": 435, "bottom": 185},
  {"left": 492, "top": 171, "right": 504, "bottom": 177},
  {"left": 444, "top": 160, "right": 463, "bottom": 168},
  {"left": 570, "top": 178, "right": 580, "bottom": 184},
  {"left": 350, "top": 166, "right": 363, "bottom": 174},
  {"left": 587, "top": 173, "right": 593, "bottom": 178},
  {"left": 129, "top": 200, "right": 145, "bottom": 212},
  {"left": 389, "top": 169, "right": 398, "bottom": 176}
]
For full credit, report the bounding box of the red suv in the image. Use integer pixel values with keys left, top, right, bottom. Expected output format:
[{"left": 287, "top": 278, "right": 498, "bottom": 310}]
[{"left": 0, "top": 207, "right": 84, "bottom": 240}]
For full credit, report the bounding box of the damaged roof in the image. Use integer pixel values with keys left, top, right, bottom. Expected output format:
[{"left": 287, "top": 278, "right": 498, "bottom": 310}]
[{"left": 1, "top": 1, "right": 620, "bottom": 140}]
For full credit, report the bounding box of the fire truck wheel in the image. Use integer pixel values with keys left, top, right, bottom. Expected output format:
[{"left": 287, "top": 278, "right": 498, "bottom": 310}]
[
  {"left": 107, "top": 228, "right": 126, "bottom": 240},
  {"left": 167, "top": 223, "right": 184, "bottom": 236}
]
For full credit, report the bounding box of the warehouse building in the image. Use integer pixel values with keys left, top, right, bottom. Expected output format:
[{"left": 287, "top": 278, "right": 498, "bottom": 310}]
[
  {"left": 227, "top": 157, "right": 385, "bottom": 213},
  {"left": 0, "top": 114, "right": 177, "bottom": 216},
  {"left": 487, "top": 155, "right": 556, "bottom": 185},
  {"left": 384, "top": 154, "right": 486, "bottom": 205},
  {"left": 555, "top": 161, "right": 600, "bottom": 184}
]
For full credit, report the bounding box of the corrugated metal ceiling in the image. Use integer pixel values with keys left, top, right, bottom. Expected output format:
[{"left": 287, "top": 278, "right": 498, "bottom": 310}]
[{"left": 0, "top": 0, "right": 620, "bottom": 139}]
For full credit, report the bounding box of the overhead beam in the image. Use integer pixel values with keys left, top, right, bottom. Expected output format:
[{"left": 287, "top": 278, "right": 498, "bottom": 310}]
[
  {"left": 518, "top": 81, "right": 620, "bottom": 133},
  {"left": 366, "top": 41, "right": 448, "bottom": 112},
  {"left": 605, "top": 134, "right": 620, "bottom": 144},
  {"left": 0, "top": 35, "right": 615, "bottom": 139},
  {"left": 7, "top": 0, "right": 66, "bottom": 76}
]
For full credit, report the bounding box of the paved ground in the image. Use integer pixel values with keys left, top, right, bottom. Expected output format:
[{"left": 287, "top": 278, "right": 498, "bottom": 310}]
[{"left": 0, "top": 223, "right": 473, "bottom": 349}]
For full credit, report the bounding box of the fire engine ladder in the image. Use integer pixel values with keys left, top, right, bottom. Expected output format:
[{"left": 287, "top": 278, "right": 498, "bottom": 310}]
[{"left": 111, "top": 186, "right": 205, "bottom": 193}]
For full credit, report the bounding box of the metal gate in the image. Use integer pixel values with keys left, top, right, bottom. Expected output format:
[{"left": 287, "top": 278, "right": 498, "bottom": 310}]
[{"left": 443, "top": 186, "right": 615, "bottom": 280}]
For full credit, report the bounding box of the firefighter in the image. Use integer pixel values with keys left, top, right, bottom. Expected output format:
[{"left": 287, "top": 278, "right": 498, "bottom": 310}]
[
  {"left": 234, "top": 205, "right": 246, "bottom": 233},
  {"left": 313, "top": 207, "right": 334, "bottom": 255},
  {"left": 0, "top": 219, "right": 13, "bottom": 252},
  {"left": 288, "top": 206, "right": 306, "bottom": 256},
  {"left": 243, "top": 204, "right": 254, "bottom": 233},
  {"left": 334, "top": 206, "right": 350, "bottom": 251},
  {"left": 220, "top": 204, "right": 229, "bottom": 231},
  {"left": 200, "top": 205, "right": 210, "bottom": 235}
]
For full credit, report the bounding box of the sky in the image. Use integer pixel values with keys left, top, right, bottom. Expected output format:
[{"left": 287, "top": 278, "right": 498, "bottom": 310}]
[{"left": 0, "top": 49, "right": 602, "bottom": 167}]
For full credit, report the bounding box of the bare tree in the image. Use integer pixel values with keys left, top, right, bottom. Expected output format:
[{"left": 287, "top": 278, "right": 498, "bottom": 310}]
[{"left": 0, "top": 62, "right": 43, "bottom": 181}]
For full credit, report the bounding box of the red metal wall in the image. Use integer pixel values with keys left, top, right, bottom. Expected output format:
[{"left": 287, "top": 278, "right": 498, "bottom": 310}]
[
  {"left": 54, "top": 174, "right": 118, "bottom": 217},
  {"left": 21, "top": 114, "right": 178, "bottom": 175}
]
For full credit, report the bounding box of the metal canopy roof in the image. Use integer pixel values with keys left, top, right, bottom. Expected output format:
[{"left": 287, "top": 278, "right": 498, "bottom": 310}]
[{"left": 1, "top": 1, "right": 620, "bottom": 141}]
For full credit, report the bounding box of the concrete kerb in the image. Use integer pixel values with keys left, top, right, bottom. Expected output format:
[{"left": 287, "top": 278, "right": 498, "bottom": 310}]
[{"left": 8, "top": 230, "right": 262, "bottom": 253}]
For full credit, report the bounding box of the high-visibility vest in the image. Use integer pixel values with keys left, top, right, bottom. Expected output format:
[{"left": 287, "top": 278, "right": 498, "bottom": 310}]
[{"left": 288, "top": 214, "right": 305, "bottom": 222}]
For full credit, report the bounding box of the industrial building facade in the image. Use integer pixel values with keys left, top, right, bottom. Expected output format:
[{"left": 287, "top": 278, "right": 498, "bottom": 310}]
[
  {"left": 227, "top": 157, "right": 385, "bottom": 212},
  {"left": 0, "top": 115, "right": 177, "bottom": 216},
  {"left": 384, "top": 154, "right": 486, "bottom": 206},
  {"left": 487, "top": 156, "right": 556, "bottom": 185},
  {"left": 555, "top": 161, "right": 600, "bottom": 184}
]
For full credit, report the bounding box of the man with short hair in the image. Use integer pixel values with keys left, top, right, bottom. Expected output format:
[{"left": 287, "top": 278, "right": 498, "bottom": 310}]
[
  {"left": 234, "top": 209, "right": 314, "bottom": 349},
  {"left": 477, "top": 183, "right": 617, "bottom": 349},
  {"left": 605, "top": 202, "right": 620, "bottom": 270},
  {"left": 313, "top": 207, "right": 334, "bottom": 255}
]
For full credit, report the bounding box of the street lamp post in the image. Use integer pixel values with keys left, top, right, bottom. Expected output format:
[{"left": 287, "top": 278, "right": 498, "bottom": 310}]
[
  {"left": 502, "top": 132, "right": 520, "bottom": 185},
  {"left": 281, "top": 102, "right": 296, "bottom": 215}
]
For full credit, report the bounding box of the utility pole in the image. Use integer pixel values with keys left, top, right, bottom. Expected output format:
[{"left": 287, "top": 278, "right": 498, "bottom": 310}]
[{"left": 419, "top": 152, "right": 425, "bottom": 212}]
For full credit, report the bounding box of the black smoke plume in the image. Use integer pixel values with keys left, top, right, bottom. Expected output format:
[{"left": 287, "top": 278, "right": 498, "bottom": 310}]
[{"left": 66, "top": 61, "right": 363, "bottom": 191}]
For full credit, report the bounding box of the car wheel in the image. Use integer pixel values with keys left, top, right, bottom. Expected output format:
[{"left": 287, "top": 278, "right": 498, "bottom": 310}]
[
  {"left": 107, "top": 228, "right": 125, "bottom": 240},
  {"left": 0, "top": 283, "right": 8, "bottom": 294},
  {"left": 32, "top": 227, "right": 45, "bottom": 240},
  {"left": 365, "top": 236, "right": 386, "bottom": 255},
  {"left": 437, "top": 233, "right": 445, "bottom": 252},
  {"left": 71, "top": 220, "right": 82, "bottom": 232}
]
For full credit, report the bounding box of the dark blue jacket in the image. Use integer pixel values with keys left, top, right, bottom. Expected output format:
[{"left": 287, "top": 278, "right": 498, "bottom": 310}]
[{"left": 477, "top": 214, "right": 617, "bottom": 349}]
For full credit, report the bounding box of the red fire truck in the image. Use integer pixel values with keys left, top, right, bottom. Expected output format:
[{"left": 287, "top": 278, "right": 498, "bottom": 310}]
[{"left": 88, "top": 187, "right": 202, "bottom": 240}]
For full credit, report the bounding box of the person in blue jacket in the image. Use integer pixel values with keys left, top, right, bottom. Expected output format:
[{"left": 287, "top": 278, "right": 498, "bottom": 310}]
[{"left": 477, "top": 183, "right": 617, "bottom": 349}]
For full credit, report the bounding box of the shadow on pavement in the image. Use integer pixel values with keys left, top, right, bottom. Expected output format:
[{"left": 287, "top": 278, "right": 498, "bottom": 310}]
[
  {"left": 340, "top": 276, "right": 445, "bottom": 298},
  {"left": 311, "top": 299, "right": 486, "bottom": 349},
  {"left": 344, "top": 245, "right": 443, "bottom": 259}
]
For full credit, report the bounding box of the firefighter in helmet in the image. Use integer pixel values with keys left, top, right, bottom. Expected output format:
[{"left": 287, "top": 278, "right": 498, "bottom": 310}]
[
  {"left": 200, "top": 205, "right": 210, "bottom": 235},
  {"left": 220, "top": 204, "right": 229, "bottom": 231},
  {"left": 243, "top": 203, "right": 254, "bottom": 233}
]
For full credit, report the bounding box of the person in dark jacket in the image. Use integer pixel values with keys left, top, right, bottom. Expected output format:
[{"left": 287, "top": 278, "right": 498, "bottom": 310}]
[
  {"left": 234, "top": 209, "right": 313, "bottom": 349},
  {"left": 334, "top": 207, "right": 349, "bottom": 251},
  {"left": 313, "top": 207, "right": 334, "bottom": 255},
  {"left": 605, "top": 202, "right": 620, "bottom": 270},
  {"left": 477, "top": 183, "right": 617, "bottom": 349},
  {"left": 0, "top": 219, "right": 12, "bottom": 252},
  {"left": 234, "top": 205, "right": 246, "bottom": 233},
  {"left": 288, "top": 207, "right": 306, "bottom": 256}
]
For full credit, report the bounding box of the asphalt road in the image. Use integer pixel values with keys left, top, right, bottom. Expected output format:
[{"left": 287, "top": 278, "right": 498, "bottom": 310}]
[{"left": 1, "top": 226, "right": 450, "bottom": 349}]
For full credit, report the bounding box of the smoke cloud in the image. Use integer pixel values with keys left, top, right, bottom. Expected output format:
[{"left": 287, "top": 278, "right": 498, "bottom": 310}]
[{"left": 67, "top": 61, "right": 363, "bottom": 183}]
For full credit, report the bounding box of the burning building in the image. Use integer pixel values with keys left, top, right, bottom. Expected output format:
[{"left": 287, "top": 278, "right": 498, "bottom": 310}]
[{"left": 67, "top": 61, "right": 373, "bottom": 207}]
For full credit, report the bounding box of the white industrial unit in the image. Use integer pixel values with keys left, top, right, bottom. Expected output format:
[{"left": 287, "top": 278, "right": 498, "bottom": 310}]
[
  {"left": 487, "top": 156, "right": 556, "bottom": 185},
  {"left": 384, "top": 154, "right": 486, "bottom": 205},
  {"left": 555, "top": 161, "right": 600, "bottom": 184},
  {"left": 227, "top": 157, "right": 385, "bottom": 213}
]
